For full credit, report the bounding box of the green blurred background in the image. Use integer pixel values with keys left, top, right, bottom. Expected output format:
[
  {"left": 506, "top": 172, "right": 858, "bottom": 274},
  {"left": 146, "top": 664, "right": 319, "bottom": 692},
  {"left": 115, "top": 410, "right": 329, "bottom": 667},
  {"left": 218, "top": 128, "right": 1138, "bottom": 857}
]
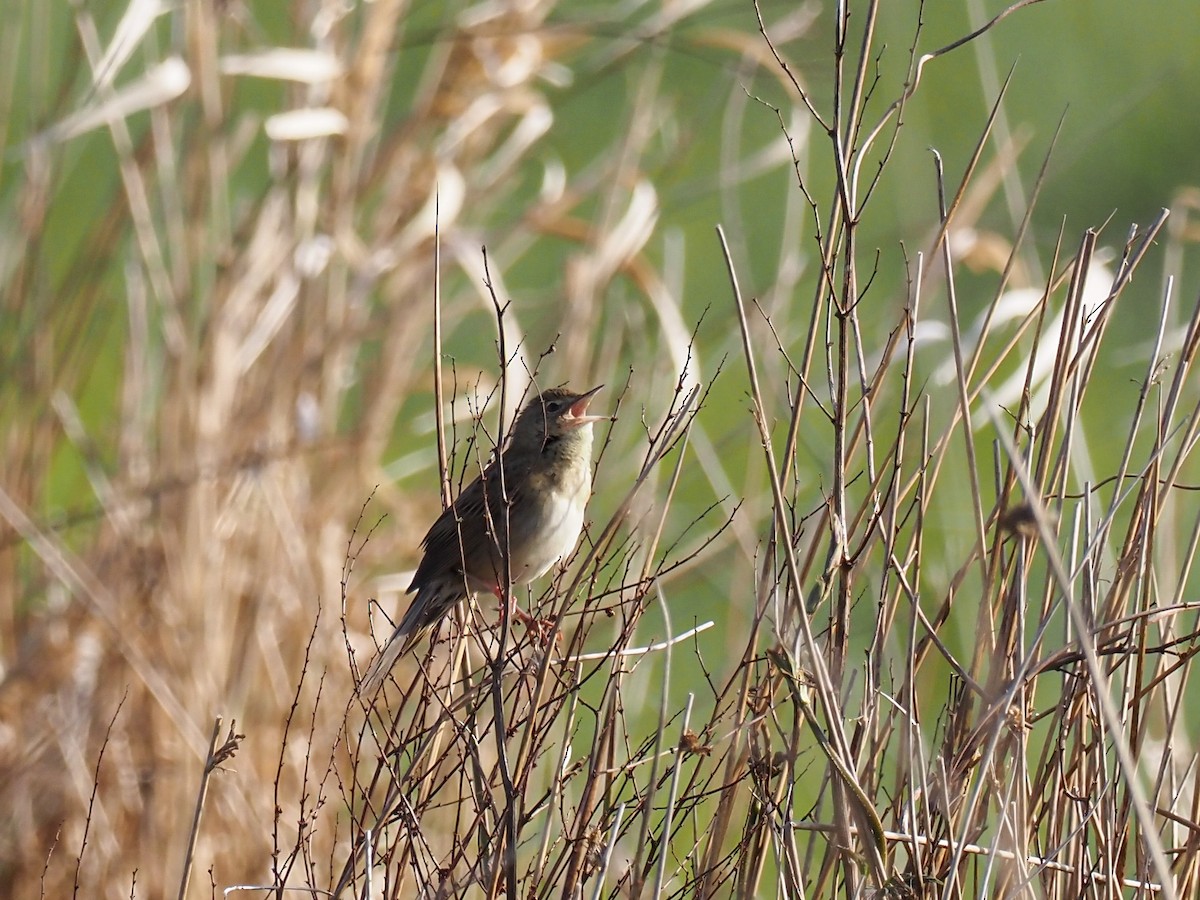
[
  {"left": 6, "top": 0, "right": 1200, "bottom": 696},
  {"left": 6, "top": 0, "right": 1200, "bottom": 734}
]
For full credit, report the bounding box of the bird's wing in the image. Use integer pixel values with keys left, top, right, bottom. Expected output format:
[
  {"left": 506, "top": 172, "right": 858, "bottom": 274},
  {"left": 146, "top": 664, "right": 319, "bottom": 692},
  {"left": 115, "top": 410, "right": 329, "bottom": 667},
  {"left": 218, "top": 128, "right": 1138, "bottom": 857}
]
[{"left": 410, "top": 456, "right": 529, "bottom": 588}]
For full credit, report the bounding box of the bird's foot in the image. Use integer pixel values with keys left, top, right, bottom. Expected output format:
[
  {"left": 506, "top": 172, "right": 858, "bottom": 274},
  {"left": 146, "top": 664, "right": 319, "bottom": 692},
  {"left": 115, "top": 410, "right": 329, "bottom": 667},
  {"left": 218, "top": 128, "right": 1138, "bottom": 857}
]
[
  {"left": 499, "top": 599, "right": 558, "bottom": 646},
  {"left": 518, "top": 610, "right": 558, "bottom": 646}
]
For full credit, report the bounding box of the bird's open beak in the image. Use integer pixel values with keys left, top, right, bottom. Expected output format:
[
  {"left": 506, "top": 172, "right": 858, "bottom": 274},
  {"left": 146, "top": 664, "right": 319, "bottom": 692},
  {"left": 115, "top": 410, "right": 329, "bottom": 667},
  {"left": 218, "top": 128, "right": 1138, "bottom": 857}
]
[{"left": 567, "top": 384, "right": 609, "bottom": 426}]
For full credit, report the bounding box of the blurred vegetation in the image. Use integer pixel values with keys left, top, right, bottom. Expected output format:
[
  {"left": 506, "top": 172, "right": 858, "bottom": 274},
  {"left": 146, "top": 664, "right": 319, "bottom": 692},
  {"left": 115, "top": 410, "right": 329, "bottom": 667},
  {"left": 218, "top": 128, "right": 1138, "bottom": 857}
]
[{"left": 3, "top": 0, "right": 1200, "bottom": 897}]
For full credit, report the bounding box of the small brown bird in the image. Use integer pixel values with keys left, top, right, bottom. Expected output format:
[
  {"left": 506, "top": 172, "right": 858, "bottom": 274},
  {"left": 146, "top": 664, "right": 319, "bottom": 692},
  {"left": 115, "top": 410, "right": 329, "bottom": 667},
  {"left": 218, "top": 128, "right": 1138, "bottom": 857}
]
[{"left": 360, "top": 385, "right": 606, "bottom": 692}]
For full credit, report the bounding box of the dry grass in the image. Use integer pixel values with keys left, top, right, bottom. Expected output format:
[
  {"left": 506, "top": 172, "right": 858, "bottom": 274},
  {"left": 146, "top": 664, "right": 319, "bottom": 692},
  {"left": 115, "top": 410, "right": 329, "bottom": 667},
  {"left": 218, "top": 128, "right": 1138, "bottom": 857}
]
[{"left": 3, "top": 1, "right": 1200, "bottom": 898}]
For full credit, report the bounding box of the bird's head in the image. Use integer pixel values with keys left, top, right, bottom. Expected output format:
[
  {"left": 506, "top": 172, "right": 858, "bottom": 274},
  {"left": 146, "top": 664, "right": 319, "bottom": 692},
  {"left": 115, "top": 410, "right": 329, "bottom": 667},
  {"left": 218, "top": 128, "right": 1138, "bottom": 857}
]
[{"left": 511, "top": 385, "right": 607, "bottom": 453}]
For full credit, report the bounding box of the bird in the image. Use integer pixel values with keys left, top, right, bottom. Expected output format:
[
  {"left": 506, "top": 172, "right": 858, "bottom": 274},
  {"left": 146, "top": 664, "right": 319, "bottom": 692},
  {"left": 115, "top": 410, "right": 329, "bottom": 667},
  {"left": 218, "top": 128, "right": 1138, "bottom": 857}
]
[{"left": 360, "top": 385, "right": 606, "bottom": 693}]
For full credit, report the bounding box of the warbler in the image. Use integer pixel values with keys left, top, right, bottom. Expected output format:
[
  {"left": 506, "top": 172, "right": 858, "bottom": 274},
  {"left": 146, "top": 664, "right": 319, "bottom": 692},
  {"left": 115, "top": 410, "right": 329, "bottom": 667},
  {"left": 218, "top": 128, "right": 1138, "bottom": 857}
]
[{"left": 360, "top": 385, "right": 605, "bottom": 692}]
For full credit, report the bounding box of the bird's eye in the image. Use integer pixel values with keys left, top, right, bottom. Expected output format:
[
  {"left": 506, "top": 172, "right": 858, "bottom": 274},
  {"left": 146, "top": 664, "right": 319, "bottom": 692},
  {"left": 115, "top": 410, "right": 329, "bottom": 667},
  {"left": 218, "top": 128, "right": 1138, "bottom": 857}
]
[{"left": 546, "top": 399, "right": 565, "bottom": 413}]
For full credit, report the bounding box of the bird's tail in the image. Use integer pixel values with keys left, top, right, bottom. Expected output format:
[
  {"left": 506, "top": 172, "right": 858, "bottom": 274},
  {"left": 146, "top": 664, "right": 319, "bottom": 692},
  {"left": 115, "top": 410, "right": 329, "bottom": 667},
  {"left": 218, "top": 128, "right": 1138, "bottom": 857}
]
[
  {"left": 358, "top": 623, "right": 420, "bottom": 696},
  {"left": 358, "top": 582, "right": 462, "bottom": 695}
]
